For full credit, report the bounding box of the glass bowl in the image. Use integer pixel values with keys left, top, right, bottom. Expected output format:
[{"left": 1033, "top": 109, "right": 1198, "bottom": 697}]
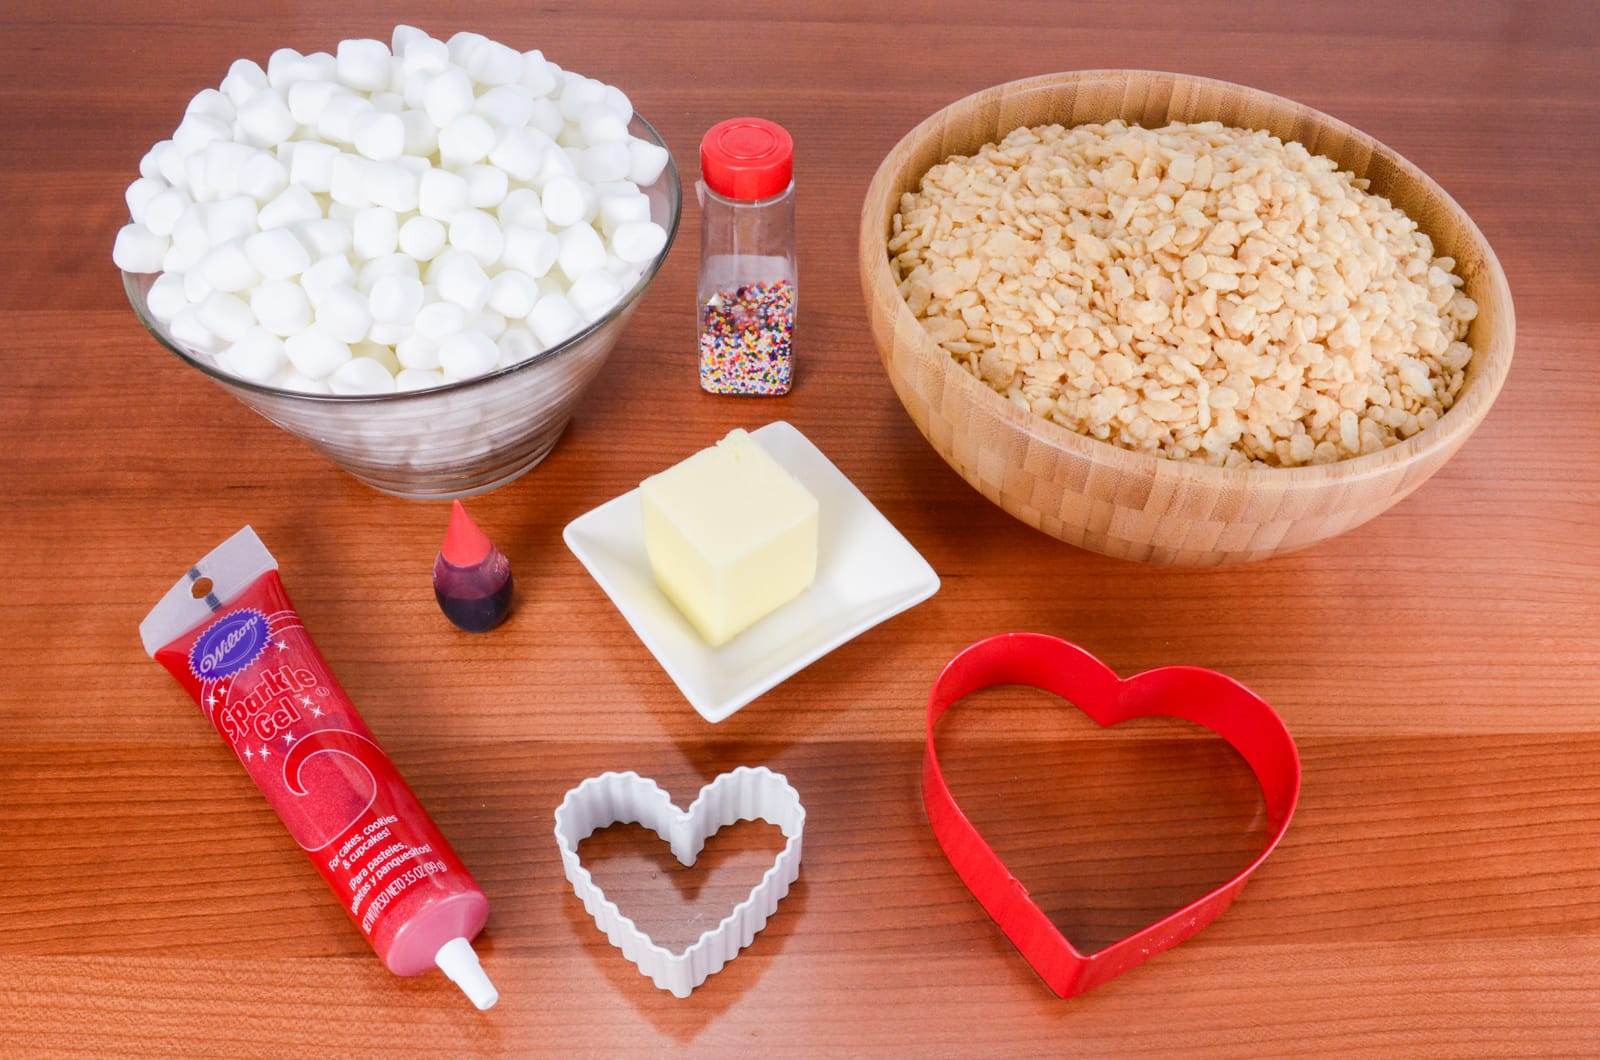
[{"left": 123, "top": 114, "right": 681, "bottom": 500}]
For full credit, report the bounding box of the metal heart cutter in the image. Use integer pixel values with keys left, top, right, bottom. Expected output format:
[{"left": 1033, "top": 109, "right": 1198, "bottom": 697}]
[
  {"left": 554, "top": 767, "right": 805, "bottom": 997},
  {"left": 923, "top": 632, "right": 1300, "bottom": 998}
]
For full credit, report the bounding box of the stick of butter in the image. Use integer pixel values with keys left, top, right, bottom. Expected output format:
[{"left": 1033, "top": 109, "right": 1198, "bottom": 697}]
[{"left": 641, "top": 429, "right": 818, "bottom": 647}]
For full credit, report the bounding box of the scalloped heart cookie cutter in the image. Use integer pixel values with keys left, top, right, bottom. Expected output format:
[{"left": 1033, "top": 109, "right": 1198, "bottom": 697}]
[
  {"left": 553, "top": 766, "right": 805, "bottom": 997},
  {"left": 924, "top": 632, "right": 1301, "bottom": 998}
]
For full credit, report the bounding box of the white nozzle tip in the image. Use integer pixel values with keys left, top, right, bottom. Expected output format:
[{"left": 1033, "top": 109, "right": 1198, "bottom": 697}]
[{"left": 435, "top": 936, "right": 499, "bottom": 1010}]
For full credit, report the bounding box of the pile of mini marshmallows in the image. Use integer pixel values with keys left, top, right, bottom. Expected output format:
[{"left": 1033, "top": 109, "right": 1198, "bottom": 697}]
[{"left": 113, "top": 25, "right": 671, "bottom": 395}]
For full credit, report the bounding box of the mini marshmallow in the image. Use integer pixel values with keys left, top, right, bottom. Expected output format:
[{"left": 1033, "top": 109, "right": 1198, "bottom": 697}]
[
  {"left": 315, "top": 283, "right": 374, "bottom": 342},
  {"left": 198, "top": 239, "right": 260, "bottom": 292},
  {"left": 601, "top": 85, "right": 632, "bottom": 123},
  {"left": 527, "top": 97, "right": 563, "bottom": 138},
  {"left": 474, "top": 85, "right": 534, "bottom": 128},
  {"left": 438, "top": 330, "right": 500, "bottom": 379},
  {"left": 391, "top": 24, "right": 429, "bottom": 55},
  {"left": 358, "top": 253, "right": 420, "bottom": 290},
  {"left": 497, "top": 188, "right": 546, "bottom": 230},
  {"left": 466, "top": 38, "right": 524, "bottom": 86},
  {"left": 370, "top": 91, "right": 405, "bottom": 113},
  {"left": 431, "top": 249, "right": 492, "bottom": 310},
  {"left": 556, "top": 223, "right": 606, "bottom": 280},
  {"left": 330, "top": 356, "right": 399, "bottom": 394},
  {"left": 168, "top": 208, "right": 211, "bottom": 270},
  {"left": 184, "top": 269, "right": 215, "bottom": 304},
  {"left": 418, "top": 167, "right": 469, "bottom": 220},
  {"left": 258, "top": 184, "right": 319, "bottom": 229},
  {"left": 369, "top": 275, "right": 425, "bottom": 323},
  {"left": 173, "top": 113, "right": 231, "bottom": 157},
  {"left": 272, "top": 369, "right": 331, "bottom": 394},
  {"left": 534, "top": 144, "right": 577, "bottom": 188},
  {"left": 143, "top": 188, "right": 190, "bottom": 237},
  {"left": 237, "top": 90, "right": 297, "bottom": 147},
  {"left": 287, "top": 139, "right": 339, "bottom": 193},
  {"left": 520, "top": 53, "right": 559, "bottom": 98},
  {"left": 201, "top": 140, "right": 254, "bottom": 195},
  {"left": 155, "top": 141, "right": 190, "bottom": 188},
  {"left": 501, "top": 226, "right": 559, "bottom": 278},
  {"left": 599, "top": 190, "right": 650, "bottom": 235},
  {"left": 113, "top": 223, "right": 169, "bottom": 273},
  {"left": 266, "top": 48, "right": 306, "bottom": 89},
  {"left": 577, "top": 142, "right": 630, "bottom": 183},
  {"left": 395, "top": 333, "right": 441, "bottom": 369},
  {"left": 439, "top": 113, "right": 496, "bottom": 167},
  {"left": 398, "top": 110, "right": 439, "bottom": 156},
  {"left": 487, "top": 270, "right": 538, "bottom": 318},
  {"left": 316, "top": 91, "right": 371, "bottom": 144},
  {"left": 398, "top": 215, "right": 447, "bottom": 260},
  {"left": 336, "top": 39, "right": 392, "bottom": 93},
  {"left": 352, "top": 109, "right": 405, "bottom": 161},
  {"left": 402, "top": 36, "right": 450, "bottom": 79},
  {"left": 251, "top": 279, "right": 313, "bottom": 335},
  {"left": 139, "top": 141, "right": 169, "bottom": 182},
  {"left": 558, "top": 76, "right": 605, "bottom": 120},
  {"left": 461, "top": 163, "right": 509, "bottom": 208},
  {"left": 196, "top": 291, "right": 255, "bottom": 343},
  {"left": 396, "top": 367, "right": 445, "bottom": 390},
  {"left": 224, "top": 327, "right": 288, "bottom": 381},
  {"left": 528, "top": 292, "right": 581, "bottom": 346},
  {"left": 541, "top": 175, "right": 586, "bottom": 227},
  {"left": 611, "top": 220, "right": 668, "bottom": 264},
  {"left": 446, "top": 31, "right": 491, "bottom": 68},
  {"left": 329, "top": 152, "right": 374, "bottom": 208},
  {"left": 169, "top": 307, "right": 224, "bottom": 354},
  {"left": 497, "top": 325, "right": 542, "bottom": 366},
  {"left": 578, "top": 104, "right": 628, "bottom": 144},
  {"left": 237, "top": 150, "right": 289, "bottom": 202},
  {"left": 293, "top": 217, "right": 353, "bottom": 258},
  {"left": 473, "top": 308, "right": 508, "bottom": 339},
  {"left": 302, "top": 51, "right": 338, "bottom": 82},
  {"left": 626, "top": 137, "right": 671, "bottom": 185},
  {"left": 352, "top": 206, "right": 400, "bottom": 260},
  {"left": 243, "top": 227, "right": 311, "bottom": 279},
  {"left": 300, "top": 255, "right": 356, "bottom": 305},
  {"left": 287, "top": 80, "right": 339, "bottom": 126},
  {"left": 568, "top": 269, "right": 624, "bottom": 321},
  {"left": 415, "top": 300, "right": 468, "bottom": 340},
  {"left": 422, "top": 67, "right": 475, "bottom": 128},
  {"left": 221, "top": 59, "right": 269, "bottom": 106},
  {"left": 182, "top": 152, "right": 215, "bottom": 203},
  {"left": 147, "top": 271, "right": 189, "bottom": 322},
  {"left": 285, "top": 329, "right": 352, "bottom": 379},
  {"left": 487, "top": 127, "right": 543, "bottom": 182},
  {"left": 360, "top": 161, "right": 416, "bottom": 213},
  {"left": 448, "top": 210, "right": 504, "bottom": 267}
]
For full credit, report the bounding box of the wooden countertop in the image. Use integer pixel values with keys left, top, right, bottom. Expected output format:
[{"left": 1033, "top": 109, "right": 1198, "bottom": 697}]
[{"left": 3, "top": 1, "right": 1597, "bottom": 1054}]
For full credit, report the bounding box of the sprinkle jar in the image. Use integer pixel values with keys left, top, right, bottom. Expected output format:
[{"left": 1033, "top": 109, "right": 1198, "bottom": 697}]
[{"left": 697, "top": 117, "right": 797, "bottom": 395}]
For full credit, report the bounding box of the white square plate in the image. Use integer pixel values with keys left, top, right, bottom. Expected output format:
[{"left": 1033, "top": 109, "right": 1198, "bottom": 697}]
[{"left": 563, "top": 421, "right": 940, "bottom": 723}]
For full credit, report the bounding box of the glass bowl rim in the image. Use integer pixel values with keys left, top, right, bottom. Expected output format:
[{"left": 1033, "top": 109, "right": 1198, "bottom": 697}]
[{"left": 122, "top": 111, "right": 683, "bottom": 405}]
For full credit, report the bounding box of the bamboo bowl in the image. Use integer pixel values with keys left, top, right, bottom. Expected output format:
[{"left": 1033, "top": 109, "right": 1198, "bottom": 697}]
[{"left": 859, "top": 70, "right": 1514, "bottom": 565}]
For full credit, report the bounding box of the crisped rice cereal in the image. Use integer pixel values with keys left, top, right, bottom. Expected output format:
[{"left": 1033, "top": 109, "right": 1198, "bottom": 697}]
[{"left": 889, "top": 120, "right": 1478, "bottom": 467}]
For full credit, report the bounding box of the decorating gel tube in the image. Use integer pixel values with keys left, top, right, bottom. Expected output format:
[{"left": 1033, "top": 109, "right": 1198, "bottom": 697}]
[{"left": 139, "top": 527, "right": 498, "bottom": 1010}]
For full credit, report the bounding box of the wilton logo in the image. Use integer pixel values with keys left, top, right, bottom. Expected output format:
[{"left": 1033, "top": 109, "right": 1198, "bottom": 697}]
[{"left": 189, "top": 609, "right": 269, "bottom": 681}]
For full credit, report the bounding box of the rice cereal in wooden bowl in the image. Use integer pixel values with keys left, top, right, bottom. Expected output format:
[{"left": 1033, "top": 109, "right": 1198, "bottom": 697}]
[{"left": 858, "top": 70, "right": 1514, "bottom": 565}]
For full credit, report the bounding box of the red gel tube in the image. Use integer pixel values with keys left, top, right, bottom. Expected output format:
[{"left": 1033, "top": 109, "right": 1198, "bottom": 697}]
[{"left": 140, "top": 527, "right": 498, "bottom": 1009}]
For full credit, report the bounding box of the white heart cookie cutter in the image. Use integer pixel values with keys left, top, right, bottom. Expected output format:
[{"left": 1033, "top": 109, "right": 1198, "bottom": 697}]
[{"left": 553, "top": 767, "right": 805, "bottom": 997}]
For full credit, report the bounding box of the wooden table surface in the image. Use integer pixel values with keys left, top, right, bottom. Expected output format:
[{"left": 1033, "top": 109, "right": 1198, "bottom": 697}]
[{"left": 3, "top": 1, "right": 1598, "bottom": 1055}]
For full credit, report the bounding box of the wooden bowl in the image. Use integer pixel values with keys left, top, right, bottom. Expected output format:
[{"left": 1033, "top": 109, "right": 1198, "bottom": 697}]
[{"left": 859, "top": 70, "right": 1514, "bottom": 565}]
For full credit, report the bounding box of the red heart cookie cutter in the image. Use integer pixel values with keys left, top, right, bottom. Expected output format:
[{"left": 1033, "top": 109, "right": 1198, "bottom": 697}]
[{"left": 923, "top": 633, "right": 1300, "bottom": 998}]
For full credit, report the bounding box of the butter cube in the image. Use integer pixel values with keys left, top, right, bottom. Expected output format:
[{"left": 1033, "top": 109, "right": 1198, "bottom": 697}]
[{"left": 641, "top": 429, "right": 818, "bottom": 647}]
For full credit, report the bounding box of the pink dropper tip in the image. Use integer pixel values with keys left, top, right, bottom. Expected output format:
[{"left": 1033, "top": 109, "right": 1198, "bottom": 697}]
[{"left": 441, "top": 500, "right": 494, "bottom": 567}]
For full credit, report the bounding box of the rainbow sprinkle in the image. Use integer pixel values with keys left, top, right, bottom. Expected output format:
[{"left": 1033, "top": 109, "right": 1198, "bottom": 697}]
[{"left": 698, "top": 279, "right": 795, "bottom": 395}]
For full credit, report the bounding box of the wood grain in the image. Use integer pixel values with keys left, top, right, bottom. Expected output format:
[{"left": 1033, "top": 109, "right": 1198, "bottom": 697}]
[
  {"left": 860, "top": 69, "right": 1515, "bottom": 565},
  {"left": 2, "top": 0, "right": 1598, "bottom": 1055}
]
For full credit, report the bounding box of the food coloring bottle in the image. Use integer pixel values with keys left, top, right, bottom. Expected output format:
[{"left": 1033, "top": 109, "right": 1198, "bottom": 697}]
[
  {"left": 434, "top": 501, "right": 513, "bottom": 633},
  {"left": 697, "top": 117, "right": 797, "bottom": 396}
]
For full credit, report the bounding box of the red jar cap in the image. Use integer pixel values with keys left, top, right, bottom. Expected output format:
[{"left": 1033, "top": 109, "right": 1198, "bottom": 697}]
[{"left": 700, "top": 117, "right": 793, "bottom": 201}]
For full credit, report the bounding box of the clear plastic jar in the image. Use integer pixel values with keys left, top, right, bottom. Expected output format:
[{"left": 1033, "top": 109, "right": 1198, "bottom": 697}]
[{"left": 697, "top": 118, "right": 796, "bottom": 395}]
